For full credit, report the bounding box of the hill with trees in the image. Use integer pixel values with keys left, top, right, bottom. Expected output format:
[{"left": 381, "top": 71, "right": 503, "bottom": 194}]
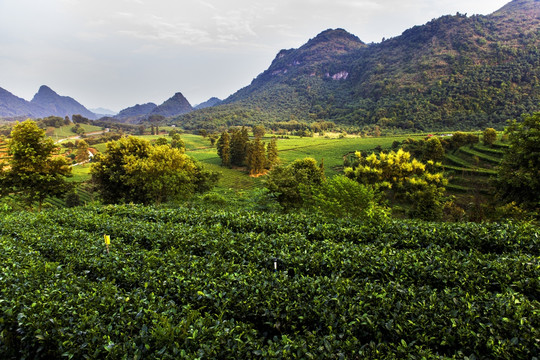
[{"left": 173, "top": 0, "right": 540, "bottom": 131}]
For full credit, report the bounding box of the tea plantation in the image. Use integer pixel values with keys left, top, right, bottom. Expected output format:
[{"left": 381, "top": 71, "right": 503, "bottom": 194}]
[{"left": 0, "top": 205, "right": 538, "bottom": 359}]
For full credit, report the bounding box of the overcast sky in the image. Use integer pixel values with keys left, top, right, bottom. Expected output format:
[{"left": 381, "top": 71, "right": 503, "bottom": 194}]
[{"left": 0, "top": 0, "right": 510, "bottom": 112}]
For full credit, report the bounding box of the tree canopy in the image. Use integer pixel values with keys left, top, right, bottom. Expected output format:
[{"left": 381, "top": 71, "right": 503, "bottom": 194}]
[
  {"left": 91, "top": 136, "right": 219, "bottom": 204},
  {"left": 265, "top": 157, "right": 325, "bottom": 210},
  {"left": 0, "top": 119, "right": 71, "bottom": 210},
  {"left": 496, "top": 112, "right": 540, "bottom": 211},
  {"left": 345, "top": 149, "right": 447, "bottom": 220}
]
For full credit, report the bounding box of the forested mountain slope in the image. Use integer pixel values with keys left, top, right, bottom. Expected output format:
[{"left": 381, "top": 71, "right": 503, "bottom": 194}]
[{"left": 175, "top": 0, "right": 540, "bottom": 131}]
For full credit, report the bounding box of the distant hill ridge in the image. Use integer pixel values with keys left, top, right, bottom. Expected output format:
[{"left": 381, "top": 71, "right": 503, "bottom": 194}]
[{"left": 0, "top": 85, "right": 98, "bottom": 120}]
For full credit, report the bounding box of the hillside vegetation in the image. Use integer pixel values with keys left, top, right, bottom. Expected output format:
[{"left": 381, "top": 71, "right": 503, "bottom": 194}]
[{"left": 173, "top": 0, "right": 540, "bottom": 131}]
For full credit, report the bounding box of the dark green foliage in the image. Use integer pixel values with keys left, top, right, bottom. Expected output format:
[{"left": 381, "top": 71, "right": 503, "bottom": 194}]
[
  {"left": 0, "top": 205, "right": 538, "bottom": 359},
  {"left": 216, "top": 131, "right": 231, "bottom": 166},
  {"left": 265, "top": 157, "right": 325, "bottom": 210},
  {"left": 90, "top": 136, "right": 152, "bottom": 204},
  {"left": 496, "top": 112, "right": 540, "bottom": 210},
  {"left": 64, "top": 190, "right": 81, "bottom": 208},
  {"left": 246, "top": 137, "right": 266, "bottom": 175},
  {"left": 36, "top": 116, "right": 71, "bottom": 129},
  {"left": 170, "top": 133, "right": 185, "bottom": 152},
  {"left": 266, "top": 137, "right": 279, "bottom": 168},
  {"left": 230, "top": 127, "right": 249, "bottom": 166},
  {"left": 302, "top": 175, "right": 389, "bottom": 221}
]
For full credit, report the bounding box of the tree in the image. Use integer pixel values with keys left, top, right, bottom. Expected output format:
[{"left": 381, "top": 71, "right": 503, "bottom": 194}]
[
  {"left": 90, "top": 136, "right": 152, "bottom": 204},
  {"left": 483, "top": 128, "right": 497, "bottom": 146},
  {"left": 246, "top": 137, "right": 266, "bottom": 175},
  {"left": 170, "top": 134, "right": 185, "bottom": 152},
  {"left": 266, "top": 137, "right": 279, "bottom": 168},
  {"left": 155, "top": 137, "right": 168, "bottom": 146},
  {"left": 252, "top": 125, "right": 266, "bottom": 138},
  {"left": 495, "top": 113, "right": 540, "bottom": 210},
  {"left": 265, "top": 157, "right": 325, "bottom": 210},
  {"left": 303, "top": 175, "right": 389, "bottom": 221},
  {"left": 345, "top": 149, "right": 446, "bottom": 220},
  {"left": 75, "top": 140, "right": 90, "bottom": 163},
  {"left": 216, "top": 131, "right": 231, "bottom": 167},
  {"left": 91, "top": 136, "right": 219, "bottom": 204},
  {"left": 0, "top": 120, "right": 71, "bottom": 210},
  {"left": 422, "top": 137, "right": 445, "bottom": 162},
  {"left": 230, "top": 127, "right": 249, "bottom": 166}
]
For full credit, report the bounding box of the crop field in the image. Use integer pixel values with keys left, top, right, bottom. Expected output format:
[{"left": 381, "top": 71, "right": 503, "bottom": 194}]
[
  {"left": 50, "top": 124, "right": 104, "bottom": 139},
  {"left": 0, "top": 205, "right": 538, "bottom": 359},
  {"left": 442, "top": 142, "right": 505, "bottom": 196},
  {"left": 274, "top": 135, "right": 408, "bottom": 175}
]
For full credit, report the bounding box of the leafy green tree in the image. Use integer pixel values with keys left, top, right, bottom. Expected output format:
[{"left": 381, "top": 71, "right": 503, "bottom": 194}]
[
  {"left": 345, "top": 149, "right": 446, "bottom": 220},
  {"left": 170, "top": 134, "right": 185, "bottom": 152},
  {"left": 0, "top": 120, "right": 72, "bottom": 210},
  {"left": 495, "top": 113, "right": 540, "bottom": 210},
  {"left": 252, "top": 125, "right": 266, "bottom": 138},
  {"left": 483, "top": 128, "right": 497, "bottom": 146},
  {"left": 265, "top": 157, "right": 325, "bottom": 210},
  {"left": 246, "top": 137, "right": 266, "bottom": 175},
  {"left": 75, "top": 140, "right": 90, "bottom": 163},
  {"left": 216, "top": 131, "right": 231, "bottom": 167},
  {"left": 230, "top": 127, "right": 249, "bottom": 166},
  {"left": 123, "top": 145, "right": 219, "bottom": 204},
  {"left": 303, "top": 175, "right": 389, "bottom": 221},
  {"left": 155, "top": 137, "right": 168, "bottom": 146},
  {"left": 91, "top": 136, "right": 219, "bottom": 204},
  {"left": 90, "top": 136, "right": 153, "bottom": 203},
  {"left": 266, "top": 137, "right": 279, "bottom": 168},
  {"left": 65, "top": 190, "right": 81, "bottom": 208},
  {"left": 422, "top": 137, "right": 445, "bottom": 162}
]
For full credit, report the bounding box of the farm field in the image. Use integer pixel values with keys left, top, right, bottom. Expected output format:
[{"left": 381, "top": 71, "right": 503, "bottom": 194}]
[
  {"left": 0, "top": 205, "right": 538, "bottom": 358},
  {"left": 49, "top": 123, "right": 105, "bottom": 140}
]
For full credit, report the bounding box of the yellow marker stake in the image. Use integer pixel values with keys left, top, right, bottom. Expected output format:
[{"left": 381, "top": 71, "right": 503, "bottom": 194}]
[{"left": 104, "top": 235, "right": 111, "bottom": 253}]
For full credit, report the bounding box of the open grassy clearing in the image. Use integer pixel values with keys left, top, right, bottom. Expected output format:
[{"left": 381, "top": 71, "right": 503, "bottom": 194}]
[
  {"left": 275, "top": 135, "right": 409, "bottom": 175},
  {"left": 49, "top": 123, "right": 104, "bottom": 139},
  {"left": 69, "top": 163, "right": 92, "bottom": 183}
]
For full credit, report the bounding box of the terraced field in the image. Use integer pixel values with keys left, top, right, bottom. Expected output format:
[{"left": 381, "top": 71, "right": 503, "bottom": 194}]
[{"left": 443, "top": 143, "right": 507, "bottom": 195}]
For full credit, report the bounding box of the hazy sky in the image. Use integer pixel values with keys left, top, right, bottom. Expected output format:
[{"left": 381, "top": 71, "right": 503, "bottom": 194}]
[{"left": 0, "top": 0, "right": 510, "bottom": 112}]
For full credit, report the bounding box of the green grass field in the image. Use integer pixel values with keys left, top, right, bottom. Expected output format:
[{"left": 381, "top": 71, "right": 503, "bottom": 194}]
[
  {"left": 50, "top": 124, "right": 104, "bottom": 139},
  {"left": 275, "top": 134, "right": 407, "bottom": 175}
]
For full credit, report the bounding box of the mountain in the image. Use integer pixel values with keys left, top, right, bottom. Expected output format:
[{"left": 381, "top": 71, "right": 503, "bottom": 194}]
[
  {"left": 115, "top": 103, "right": 157, "bottom": 122},
  {"left": 0, "top": 87, "right": 39, "bottom": 118},
  {"left": 151, "top": 92, "right": 193, "bottom": 117},
  {"left": 195, "top": 97, "right": 222, "bottom": 110},
  {"left": 30, "top": 85, "right": 98, "bottom": 120},
  {"left": 0, "top": 85, "right": 98, "bottom": 120},
  {"left": 91, "top": 108, "right": 117, "bottom": 116},
  {"left": 114, "top": 92, "right": 194, "bottom": 123},
  {"left": 175, "top": 0, "right": 540, "bottom": 131}
]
